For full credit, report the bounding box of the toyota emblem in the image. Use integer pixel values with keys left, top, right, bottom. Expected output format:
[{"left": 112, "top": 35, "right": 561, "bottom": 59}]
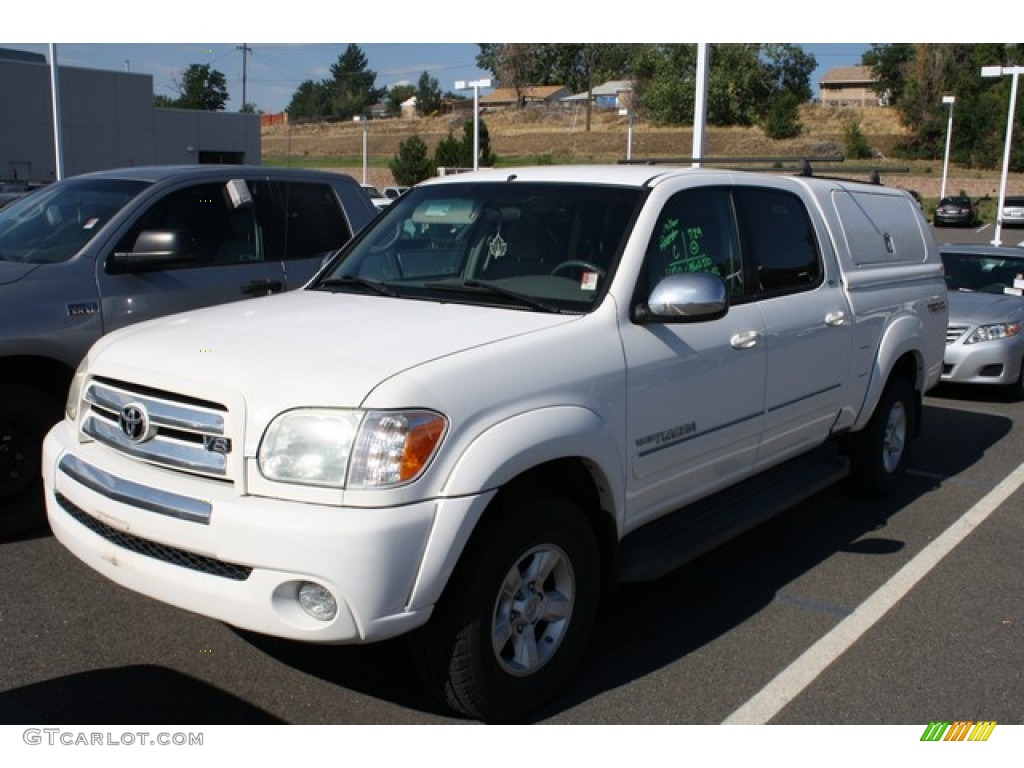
[{"left": 118, "top": 403, "right": 153, "bottom": 443}]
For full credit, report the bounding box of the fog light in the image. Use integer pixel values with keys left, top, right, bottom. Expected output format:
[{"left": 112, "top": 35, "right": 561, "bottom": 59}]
[{"left": 298, "top": 582, "right": 337, "bottom": 622}]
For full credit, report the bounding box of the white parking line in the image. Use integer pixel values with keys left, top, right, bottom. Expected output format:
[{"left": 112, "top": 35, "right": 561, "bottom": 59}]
[{"left": 722, "top": 460, "right": 1024, "bottom": 725}]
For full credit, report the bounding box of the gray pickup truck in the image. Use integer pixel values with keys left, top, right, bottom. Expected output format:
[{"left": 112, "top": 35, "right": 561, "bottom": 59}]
[{"left": 0, "top": 164, "right": 376, "bottom": 537}]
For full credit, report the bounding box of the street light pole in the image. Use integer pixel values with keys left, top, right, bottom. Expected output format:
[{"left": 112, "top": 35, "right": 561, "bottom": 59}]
[
  {"left": 982, "top": 64, "right": 1024, "bottom": 247},
  {"left": 353, "top": 115, "right": 368, "bottom": 185},
  {"left": 939, "top": 95, "right": 955, "bottom": 201},
  {"left": 455, "top": 78, "right": 491, "bottom": 170}
]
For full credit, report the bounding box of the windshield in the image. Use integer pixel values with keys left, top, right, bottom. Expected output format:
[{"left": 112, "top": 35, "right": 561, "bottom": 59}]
[
  {"left": 314, "top": 180, "right": 643, "bottom": 313},
  {"left": 0, "top": 178, "right": 150, "bottom": 263},
  {"left": 942, "top": 251, "right": 1024, "bottom": 294}
]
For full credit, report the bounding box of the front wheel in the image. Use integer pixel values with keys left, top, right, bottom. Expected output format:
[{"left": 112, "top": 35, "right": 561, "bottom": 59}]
[
  {"left": 846, "top": 375, "right": 915, "bottom": 496},
  {"left": 412, "top": 492, "right": 601, "bottom": 722},
  {"left": 0, "top": 384, "right": 63, "bottom": 538}
]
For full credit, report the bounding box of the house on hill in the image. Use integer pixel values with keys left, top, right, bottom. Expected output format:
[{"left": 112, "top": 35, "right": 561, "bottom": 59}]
[
  {"left": 818, "top": 65, "right": 886, "bottom": 107},
  {"left": 479, "top": 84, "right": 570, "bottom": 110}
]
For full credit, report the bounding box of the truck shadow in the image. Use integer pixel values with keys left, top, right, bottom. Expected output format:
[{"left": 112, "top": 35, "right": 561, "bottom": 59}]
[
  {"left": 239, "top": 403, "right": 1011, "bottom": 723},
  {"left": 1, "top": 665, "right": 282, "bottom": 724}
]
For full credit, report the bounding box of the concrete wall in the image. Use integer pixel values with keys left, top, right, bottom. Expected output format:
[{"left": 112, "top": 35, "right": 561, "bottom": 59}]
[{"left": 0, "top": 59, "right": 259, "bottom": 182}]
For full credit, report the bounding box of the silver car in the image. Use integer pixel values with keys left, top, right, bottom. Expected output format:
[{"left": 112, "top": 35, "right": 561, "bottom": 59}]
[
  {"left": 1001, "top": 195, "right": 1024, "bottom": 228},
  {"left": 940, "top": 244, "right": 1024, "bottom": 396}
]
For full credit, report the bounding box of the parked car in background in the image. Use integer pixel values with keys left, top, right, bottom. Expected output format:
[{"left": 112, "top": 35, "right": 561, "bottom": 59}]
[
  {"left": 360, "top": 184, "right": 392, "bottom": 212},
  {"left": 1001, "top": 195, "right": 1024, "bottom": 228},
  {"left": 940, "top": 243, "right": 1024, "bottom": 397},
  {"left": 934, "top": 195, "right": 978, "bottom": 227},
  {"left": 383, "top": 185, "right": 410, "bottom": 200},
  {"left": 0, "top": 164, "right": 377, "bottom": 538}
]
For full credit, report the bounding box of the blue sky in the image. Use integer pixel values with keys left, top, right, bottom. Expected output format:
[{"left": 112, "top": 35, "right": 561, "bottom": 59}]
[
  {"left": 0, "top": 42, "right": 872, "bottom": 114},
  {"left": 4, "top": 0, "right": 952, "bottom": 113}
]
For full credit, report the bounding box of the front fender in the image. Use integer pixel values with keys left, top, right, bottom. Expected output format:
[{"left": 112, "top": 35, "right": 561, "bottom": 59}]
[{"left": 442, "top": 405, "right": 625, "bottom": 520}]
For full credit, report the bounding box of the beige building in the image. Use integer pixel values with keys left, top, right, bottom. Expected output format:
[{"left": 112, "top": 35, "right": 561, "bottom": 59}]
[{"left": 818, "top": 65, "right": 886, "bottom": 107}]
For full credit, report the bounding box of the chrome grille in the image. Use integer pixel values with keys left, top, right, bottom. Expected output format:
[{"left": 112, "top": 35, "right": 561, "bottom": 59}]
[
  {"left": 82, "top": 378, "right": 231, "bottom": 479},
  {"left": 946, "top": 324, "right": 968, "bottom": 344}
]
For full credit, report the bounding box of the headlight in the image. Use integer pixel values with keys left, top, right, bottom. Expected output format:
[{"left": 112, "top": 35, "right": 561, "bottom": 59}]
[
  {"left": 65, "top": 358, "right": 89, "bottom": 421},
  {"left": 259, "top": 408, "right": 447, "bottom": 489},
  {"left": 965, "top": 322, "right": 1022, "bottom": 344}
]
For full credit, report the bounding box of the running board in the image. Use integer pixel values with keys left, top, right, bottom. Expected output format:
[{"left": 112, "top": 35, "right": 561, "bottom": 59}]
[{"left": 619, "top": 449, "right": 850, "bottom": 582}]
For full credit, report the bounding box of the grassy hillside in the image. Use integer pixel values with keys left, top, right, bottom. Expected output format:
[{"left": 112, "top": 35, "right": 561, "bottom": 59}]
[{"left": 262, "top": 104, "right": 1020, "bottom": 208}]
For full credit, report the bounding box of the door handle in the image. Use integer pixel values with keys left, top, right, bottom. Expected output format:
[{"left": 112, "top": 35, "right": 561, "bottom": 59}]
[
  {"left": 825, "top": 310, "right": 848, "bottom": 326},
  {"left": 241, "top": 278, "right": 284, "bottom": 296},
  {"left": 730, "top": 330, "right": 760, "bottom": 350}
]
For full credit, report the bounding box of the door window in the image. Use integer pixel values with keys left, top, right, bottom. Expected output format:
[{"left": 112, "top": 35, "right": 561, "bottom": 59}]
[
  {"left": 112, "top": 182, "right": 262, "bottom": 267},
  {"left": 642, "top": 187, "right": 744, "bottom": 299},
  {"left": 733, "top": 187, "right": 822, "bottom": 294}
]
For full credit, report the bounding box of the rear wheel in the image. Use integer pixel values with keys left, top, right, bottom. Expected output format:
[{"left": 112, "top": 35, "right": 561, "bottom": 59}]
[
  {"left": 412, "top": 492, "right": 601, "bottom": 722},
  {"left": 847, "top": 375, "right": 915, "bottom": 496},
  {"left": 0, "top": 384, "right": 63, "bottom": 538}
]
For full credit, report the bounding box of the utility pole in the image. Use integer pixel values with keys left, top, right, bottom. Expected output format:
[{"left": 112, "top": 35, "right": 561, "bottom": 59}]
[{"left": 237, "top": 43, "right": 252, "bottom": 110}]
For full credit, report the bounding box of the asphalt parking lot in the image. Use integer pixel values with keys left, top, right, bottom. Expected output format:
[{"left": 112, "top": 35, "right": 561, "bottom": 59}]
[{"left": 1, "top": 221, "right": 1021, "bottom": 729}]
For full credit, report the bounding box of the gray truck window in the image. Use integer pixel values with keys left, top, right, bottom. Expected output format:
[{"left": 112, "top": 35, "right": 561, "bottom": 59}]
[
  {"left": 0, "top": 178, "right": 148, "bottom": 264},
  {"left": 254, "top": 181, "right": 352, "bottom": 261},
  {"left": 114, "top": 182, "right": 262, "bottom": 267}
]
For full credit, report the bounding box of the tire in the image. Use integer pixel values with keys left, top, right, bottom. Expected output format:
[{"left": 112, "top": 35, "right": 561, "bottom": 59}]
[
  {"left": 0, "top": 384, "right": 63, "bottom": 539},
  {"left": 412, "top": 492, "right": 601, "bottom": 722},
  {"left": 846, "top": 375, "right": 915, "bottom": 497}
]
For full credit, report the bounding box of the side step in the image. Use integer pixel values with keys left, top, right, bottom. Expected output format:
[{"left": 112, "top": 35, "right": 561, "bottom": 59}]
[{"left": 618, "top": 448, "right": 850, "bottom": 582}]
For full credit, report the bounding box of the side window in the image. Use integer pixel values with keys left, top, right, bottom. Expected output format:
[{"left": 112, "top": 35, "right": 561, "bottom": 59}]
[
  {"left": 734, "top": 187, "right": 821, "bottom": 295},
  {"left": 642, "top": 188, "right": 743, "bottom": 298},
  {"left": 257, "top": 181, "right": 353, "bottom": 261},
  {"left": 113, "top": 182, "right": 262, "bottom": 267}
]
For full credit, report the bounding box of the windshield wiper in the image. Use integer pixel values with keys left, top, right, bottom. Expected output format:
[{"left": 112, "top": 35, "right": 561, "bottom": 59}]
[
  {"left": 316, "top": 274, "right": 399, "bottom": 297},
  {"left": 424, "top": 278, "right": 567, "bottom": 314}
]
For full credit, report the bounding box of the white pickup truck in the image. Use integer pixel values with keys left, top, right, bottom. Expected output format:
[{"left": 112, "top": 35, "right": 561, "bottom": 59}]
[{"left": 44, "top": 165, "right": 947, "bottom": 722}]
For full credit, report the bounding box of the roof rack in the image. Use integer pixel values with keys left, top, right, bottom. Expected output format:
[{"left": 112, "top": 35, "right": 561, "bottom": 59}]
[{"left": 618, "top": 156, "right": 910, "bottom": 185}]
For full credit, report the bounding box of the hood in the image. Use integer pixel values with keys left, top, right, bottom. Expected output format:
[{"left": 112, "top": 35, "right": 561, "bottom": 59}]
[
  {"left": 0, "top": 259, "right": 42, "bottom": 286},
  {"left": 89, "top": 290, "right": 579, "bottom": 412},
  {"left": 947, "top": 290, "right": 1024, "bottom": 326}
]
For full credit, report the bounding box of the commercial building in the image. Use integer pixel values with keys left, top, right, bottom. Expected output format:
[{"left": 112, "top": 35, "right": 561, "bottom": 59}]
[{"left": 0, "top": 48, "right": 259, "bottom": 183}]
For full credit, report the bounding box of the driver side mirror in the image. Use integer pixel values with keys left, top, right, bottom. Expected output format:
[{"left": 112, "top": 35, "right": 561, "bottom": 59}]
[
  {"left": 633, "top": 272, "right": 729, "bottom": 324},
  {"left": 110, "top": 229, "right": 195, "bottom": 271}
]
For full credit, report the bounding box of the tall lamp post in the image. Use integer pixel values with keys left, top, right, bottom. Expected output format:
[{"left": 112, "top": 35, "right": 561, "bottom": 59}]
[
  {"left": 454, "top": 78, "right": 491, "bottom": 170},
  {"left": 353, "top": 115, "right": 368, "bottom": 185},
  {"left": 939, "top": 95, "right": 956, "bottom": 201},
  {"left": 981, "top": 64, "right": 1024, "bottom": 247}
]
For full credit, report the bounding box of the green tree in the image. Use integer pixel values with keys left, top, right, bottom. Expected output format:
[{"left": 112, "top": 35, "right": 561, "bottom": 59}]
[
  {"left": 434, "top": 131, "right": 464, "bottom": 169},
  {"left": 461, "top": 118, "right": 496, "bottom": 168},
  {"left": 326, "top": 44, "right": 385, "bottom": 121},
  {"left": 386, "top": 83, "right": 417, "bottom": 116},
  {"left": 632, "top": 44, "right": 816, "bottom": 127},
  {"left": 389, "top": 135, "right": 436, "bottom": 185},
  {"left": 285, "top": 79, "right": 331, "bottom": 122},
  {"left": 416, "top": 71, "right": 443, "bottom": 116},
  {"left": 762, "top": 92, "right": 803, "bottom": 140},
  {"left": 865, "top": 43, "right": 1024, "bottom": 170},
  {"left": 844, "top": 121, "right": 873, "bottom": 159},
  {"left": 160, "top": 63, "right": 229, "bottom": 111}
]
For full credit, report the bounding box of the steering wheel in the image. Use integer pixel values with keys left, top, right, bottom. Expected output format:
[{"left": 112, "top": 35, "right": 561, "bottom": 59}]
[{"left": 550, "top": 260, "right": 606, "bottom": 278}]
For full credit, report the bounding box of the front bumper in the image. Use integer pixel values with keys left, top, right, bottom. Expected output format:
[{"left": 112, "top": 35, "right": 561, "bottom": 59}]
[
  {"left": 941, "top": 338, "right": 1024, "bottom": 386},
  {"left": 44, "top": 420, "right": 489, "bottom": 644}
]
